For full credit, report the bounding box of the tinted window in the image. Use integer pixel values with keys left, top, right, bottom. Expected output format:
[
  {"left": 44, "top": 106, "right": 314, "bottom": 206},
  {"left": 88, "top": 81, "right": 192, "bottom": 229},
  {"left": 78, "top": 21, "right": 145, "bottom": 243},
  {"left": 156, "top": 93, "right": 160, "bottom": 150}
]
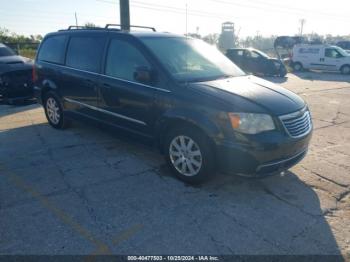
[
  {"left": 105, "top": 39, "right": 150, "bottom": 82},
  {"left": 66, "top": 36, "right": 105, "bottom": 72},
  {"left": 248, "top": 51, "right": 261, "bottom": 59},
  {"left": 38, "top": 35, "right": 66, "bottom": 64},
  {"left": 236, "top": 50, "right": 244, "bottom": 56}
]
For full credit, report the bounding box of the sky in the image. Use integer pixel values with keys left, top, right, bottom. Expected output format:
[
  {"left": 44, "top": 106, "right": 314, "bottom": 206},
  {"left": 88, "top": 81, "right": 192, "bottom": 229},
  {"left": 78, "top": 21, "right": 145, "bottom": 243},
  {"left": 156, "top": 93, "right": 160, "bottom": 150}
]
[{"left": 1, "top": 0, "right": 350, "bottom": 38}]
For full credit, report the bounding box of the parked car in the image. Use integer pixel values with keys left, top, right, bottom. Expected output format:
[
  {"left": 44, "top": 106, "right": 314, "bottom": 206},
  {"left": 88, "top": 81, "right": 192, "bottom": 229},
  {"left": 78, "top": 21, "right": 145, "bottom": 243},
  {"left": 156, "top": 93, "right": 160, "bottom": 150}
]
[
  {"left": 336, "top": 41, "right": 350, "bottom": 52},
  {"left": 291, "top": 44, "right": 350, "bottom": 74},
  {"left": 226, "top": 48, "right": 287, "bottom": 77},
  {"left": 0, "top": 43, "right": 34, "bottom": 104},
  {"left": 33, "top": 25, "right": 312, "bottom": 183}
]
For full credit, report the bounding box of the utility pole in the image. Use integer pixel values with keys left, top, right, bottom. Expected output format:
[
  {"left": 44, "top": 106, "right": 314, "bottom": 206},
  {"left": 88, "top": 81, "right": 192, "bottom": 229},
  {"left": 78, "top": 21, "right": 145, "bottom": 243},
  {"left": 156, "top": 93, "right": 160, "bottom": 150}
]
[
  {"left": 299, "top": 19, "right": 306, "bottom": 36},
  {"left": 120, "top": 0, "right": 130, "bottom": 31}
]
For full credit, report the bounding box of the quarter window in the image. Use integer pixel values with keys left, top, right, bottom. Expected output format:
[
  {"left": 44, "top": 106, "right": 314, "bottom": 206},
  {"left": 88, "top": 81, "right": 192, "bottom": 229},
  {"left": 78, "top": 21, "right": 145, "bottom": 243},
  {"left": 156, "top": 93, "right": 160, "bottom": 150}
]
[
  {"left": 38, "top": 35, "right": 66, "bottom": 64},
  {"left": 105, "top": 39, "right": 151, "bottom": 82},
  {"left": 66, "top": 36, "right": 105, "bottom": 73}
]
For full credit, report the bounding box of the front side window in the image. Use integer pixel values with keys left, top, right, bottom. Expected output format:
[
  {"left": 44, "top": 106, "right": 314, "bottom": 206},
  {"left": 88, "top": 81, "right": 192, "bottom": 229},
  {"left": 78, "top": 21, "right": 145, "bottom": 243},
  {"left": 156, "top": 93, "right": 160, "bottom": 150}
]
[
  {"left": 325, "top": 48, "right": 343, "bottom": 58},
  {"left": 66, "top": 36, "right": 105, "bottom": 72},
  {"left": 247, "top": 51, "right": 261, "bottom": 59},
  {"left": 38, "top": 35, "right": 66, "bottom": 64},
  {"left": 105, "top": 39, "right": 150, "bottom": 82},
  {"left": 141, "top": 37, "right": 245, "bottom": 82}
]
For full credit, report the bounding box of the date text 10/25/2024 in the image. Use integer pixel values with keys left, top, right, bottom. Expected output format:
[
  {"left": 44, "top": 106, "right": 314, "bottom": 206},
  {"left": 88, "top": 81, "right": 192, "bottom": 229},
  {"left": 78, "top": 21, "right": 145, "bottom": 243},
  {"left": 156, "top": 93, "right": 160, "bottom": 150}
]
[{"left": 127, "top": 256, "right": 220, "bottom": 261}]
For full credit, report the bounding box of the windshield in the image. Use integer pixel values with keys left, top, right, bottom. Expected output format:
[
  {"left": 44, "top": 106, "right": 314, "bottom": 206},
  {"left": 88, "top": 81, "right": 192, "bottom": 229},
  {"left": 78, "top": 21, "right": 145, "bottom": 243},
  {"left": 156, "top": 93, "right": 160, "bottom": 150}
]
[
  {"left": 0, "top": 46, "right": 16, "bottom": 57},
  {"left": 335, "top": 46, "right": 349, "bottom": 57},
  {"left": 140, "top": 37, "right": 245, "bottom": 82}
]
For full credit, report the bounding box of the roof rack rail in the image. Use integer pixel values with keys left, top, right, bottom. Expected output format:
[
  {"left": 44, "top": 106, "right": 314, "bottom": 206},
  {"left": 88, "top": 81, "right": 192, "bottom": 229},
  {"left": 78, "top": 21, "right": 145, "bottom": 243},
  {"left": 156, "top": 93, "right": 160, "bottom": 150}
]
[
  {"left": 105, "top": 24, "right": 156, "bottom": 32},
  {"left": 64, "top": 25, "right": 103, "bottom": 30}
]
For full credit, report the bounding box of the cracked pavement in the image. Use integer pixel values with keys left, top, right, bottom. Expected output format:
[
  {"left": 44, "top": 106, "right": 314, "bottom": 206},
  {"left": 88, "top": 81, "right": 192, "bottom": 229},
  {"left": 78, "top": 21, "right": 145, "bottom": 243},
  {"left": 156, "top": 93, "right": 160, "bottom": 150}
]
[{"left": 0, "top": 71, "right": 349, "bottom": 256}]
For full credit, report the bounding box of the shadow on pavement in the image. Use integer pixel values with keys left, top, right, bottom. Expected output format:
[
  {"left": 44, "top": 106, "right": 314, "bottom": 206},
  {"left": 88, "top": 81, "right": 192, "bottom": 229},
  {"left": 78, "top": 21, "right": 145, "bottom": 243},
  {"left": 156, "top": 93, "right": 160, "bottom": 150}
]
[
  {"left": 0, "top": 120, "right": 344, "bottom": 256},
  {"left": 262, "top": 76, "right": 289, "bottom": 84},
  {"left": 292, "top": 71, "right": 350, "bottom": 83}
]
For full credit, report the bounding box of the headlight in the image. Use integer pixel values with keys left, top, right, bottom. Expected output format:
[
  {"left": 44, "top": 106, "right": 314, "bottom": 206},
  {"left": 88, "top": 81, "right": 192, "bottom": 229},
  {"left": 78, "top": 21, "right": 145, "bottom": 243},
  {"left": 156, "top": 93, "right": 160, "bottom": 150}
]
[
  {"left": 228, "top": 113, "right": 275, "bottom": 134},
  {"left": 273, "top": 61, "right": 281, "bottom": 68}
]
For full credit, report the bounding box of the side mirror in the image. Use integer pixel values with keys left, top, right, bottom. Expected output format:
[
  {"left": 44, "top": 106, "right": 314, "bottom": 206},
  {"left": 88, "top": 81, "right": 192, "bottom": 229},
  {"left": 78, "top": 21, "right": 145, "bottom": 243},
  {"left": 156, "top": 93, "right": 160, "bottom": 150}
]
[{"left": 134, "top": 66, "right": 154, "bottom": 84}]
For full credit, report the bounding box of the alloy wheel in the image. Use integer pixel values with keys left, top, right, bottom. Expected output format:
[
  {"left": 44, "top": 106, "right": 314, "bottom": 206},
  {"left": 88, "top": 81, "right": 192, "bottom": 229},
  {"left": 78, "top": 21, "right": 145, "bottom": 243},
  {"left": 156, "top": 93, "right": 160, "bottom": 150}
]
[
  {"left": 46, "top": 97, "right": 60, "bottom": 125},
  {"left": 169, "top": 135, "right": 203, "bottom": 177}
]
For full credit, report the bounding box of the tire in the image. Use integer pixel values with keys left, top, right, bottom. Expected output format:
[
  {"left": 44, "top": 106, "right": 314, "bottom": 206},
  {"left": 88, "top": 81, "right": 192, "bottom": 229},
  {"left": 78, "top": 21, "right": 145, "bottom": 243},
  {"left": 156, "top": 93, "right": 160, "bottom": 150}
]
[
  {"left": 164, "top": 127, "right": 215, "bottom": 184},
  {"left": 293, "top": 62, "right": 303, "bottom": 72},
  {"left": 279, "top": 68, "right": 287, "bottom": 77},
  {"left": 341, "top": 65, "right": 350, "bottom": 75},
  {"left": 44, "top": 92, "right": 70, "bottom": 129}
]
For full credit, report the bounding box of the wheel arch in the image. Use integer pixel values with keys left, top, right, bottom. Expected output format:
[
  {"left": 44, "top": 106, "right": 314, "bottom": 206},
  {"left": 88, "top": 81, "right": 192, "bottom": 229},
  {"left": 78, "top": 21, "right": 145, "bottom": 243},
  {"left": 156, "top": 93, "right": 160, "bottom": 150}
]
[
  {"left": 155, "top": 109, "right": 220, "bottom": 154},
  {"left": 340, "top": 64, "right": 350, "bottom": 73},
  {"left": 40, "top": 79, "right": 60, "bottom": 104}
]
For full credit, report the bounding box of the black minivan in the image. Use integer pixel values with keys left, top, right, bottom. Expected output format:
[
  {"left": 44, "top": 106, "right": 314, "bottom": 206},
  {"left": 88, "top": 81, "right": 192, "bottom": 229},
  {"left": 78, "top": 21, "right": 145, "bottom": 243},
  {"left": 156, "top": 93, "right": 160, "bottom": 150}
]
[{"left": 34, "top": 25, "right": 312, "bottom": 183}]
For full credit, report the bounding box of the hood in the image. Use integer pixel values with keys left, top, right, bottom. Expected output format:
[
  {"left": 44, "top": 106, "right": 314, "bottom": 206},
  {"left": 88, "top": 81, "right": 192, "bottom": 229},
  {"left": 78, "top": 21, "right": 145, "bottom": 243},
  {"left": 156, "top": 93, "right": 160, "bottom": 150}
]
[
  {"left": 0, "top": 55, "right": 32, "bottom": 65},
  {"left": 189, "top": 75, "right": 305, "bottom": 115},
  {"left": 0, "top": 56, "right": 33, "bottom": 74}
]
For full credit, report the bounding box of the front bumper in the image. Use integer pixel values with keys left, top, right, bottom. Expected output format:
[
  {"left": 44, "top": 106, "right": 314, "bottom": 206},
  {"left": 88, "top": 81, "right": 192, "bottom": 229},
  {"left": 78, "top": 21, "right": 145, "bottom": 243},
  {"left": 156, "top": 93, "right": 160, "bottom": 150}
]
[
  {"left": 0, "top": 71, "right": 33, "bottom": 99},
  {"left": 216, "top": 130, "right": 312, "bottom": 176}
]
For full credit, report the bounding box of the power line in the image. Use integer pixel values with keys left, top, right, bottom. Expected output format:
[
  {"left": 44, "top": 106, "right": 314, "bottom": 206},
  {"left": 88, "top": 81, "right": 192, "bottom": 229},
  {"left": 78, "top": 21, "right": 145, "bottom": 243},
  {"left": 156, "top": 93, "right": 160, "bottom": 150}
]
[
  {"left": 207, "top": 0, "right": 350, "bottom": 20},
  {"left": 94, "top": 0, "right": 350, "bottom": 23}
]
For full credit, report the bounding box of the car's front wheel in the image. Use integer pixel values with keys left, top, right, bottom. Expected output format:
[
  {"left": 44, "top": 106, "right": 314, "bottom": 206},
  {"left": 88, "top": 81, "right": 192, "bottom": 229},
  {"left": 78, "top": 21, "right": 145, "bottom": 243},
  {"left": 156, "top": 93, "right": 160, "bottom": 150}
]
[
  {"left": 341, "top": 65, "right": 350, "bottom": 75},
  {"left": 164, "top": 127, "right": 215, "bottom": 184},
  {"left": 44, "top": 92, "right": 70, "bottom": 129}
]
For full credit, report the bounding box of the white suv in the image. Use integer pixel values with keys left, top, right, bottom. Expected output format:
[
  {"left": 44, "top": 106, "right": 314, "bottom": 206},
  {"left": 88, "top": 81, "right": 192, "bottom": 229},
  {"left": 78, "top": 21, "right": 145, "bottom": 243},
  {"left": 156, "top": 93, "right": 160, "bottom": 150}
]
[{"left": 291, "top": 44, "right": 350, "bottom": 74}]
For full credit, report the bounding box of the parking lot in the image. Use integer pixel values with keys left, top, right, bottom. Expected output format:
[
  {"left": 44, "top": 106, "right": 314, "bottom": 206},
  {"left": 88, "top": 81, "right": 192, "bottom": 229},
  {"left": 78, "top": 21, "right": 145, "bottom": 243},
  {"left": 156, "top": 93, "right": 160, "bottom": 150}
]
[{"left": 0, "top": 72, "right": 349, "bottom": 256}]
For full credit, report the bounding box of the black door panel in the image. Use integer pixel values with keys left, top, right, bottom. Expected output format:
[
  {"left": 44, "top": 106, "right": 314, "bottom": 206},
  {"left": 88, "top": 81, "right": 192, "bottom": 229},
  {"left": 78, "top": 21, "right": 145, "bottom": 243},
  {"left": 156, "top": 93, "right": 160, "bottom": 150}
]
[{"left": 99, "top": 37, "right": 159, "bottom": 135}]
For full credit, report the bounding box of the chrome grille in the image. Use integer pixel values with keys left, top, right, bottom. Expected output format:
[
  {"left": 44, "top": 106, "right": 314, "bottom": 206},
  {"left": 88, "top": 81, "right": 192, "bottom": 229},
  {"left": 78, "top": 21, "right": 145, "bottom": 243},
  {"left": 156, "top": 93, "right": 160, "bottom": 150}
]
[{"left": 280, "top": 109, "right": 312, "bottom": 138}]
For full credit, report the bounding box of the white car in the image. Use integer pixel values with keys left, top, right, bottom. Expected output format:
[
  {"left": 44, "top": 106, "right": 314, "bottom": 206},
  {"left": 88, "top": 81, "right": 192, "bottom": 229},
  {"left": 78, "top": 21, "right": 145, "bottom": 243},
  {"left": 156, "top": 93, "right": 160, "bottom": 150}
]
[{"left": 291, "top": 44, "right": 350, "bottom": 74}]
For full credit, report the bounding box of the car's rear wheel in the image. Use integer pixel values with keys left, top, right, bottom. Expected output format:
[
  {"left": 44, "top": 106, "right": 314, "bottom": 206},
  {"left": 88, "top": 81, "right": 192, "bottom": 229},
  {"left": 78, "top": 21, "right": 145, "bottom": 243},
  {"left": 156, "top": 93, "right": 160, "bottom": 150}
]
[
  {"left": 44, "top": 92, "right": 70, "bottom": 129},
  {"left": 164, "top": 127, "right": 215, "bottom": 184},
  {"left": 293, "top": 62, "right": 303, "bottom": 72},
  {"left": 341, "top": 65, "right": 350, "bottom": 75}
]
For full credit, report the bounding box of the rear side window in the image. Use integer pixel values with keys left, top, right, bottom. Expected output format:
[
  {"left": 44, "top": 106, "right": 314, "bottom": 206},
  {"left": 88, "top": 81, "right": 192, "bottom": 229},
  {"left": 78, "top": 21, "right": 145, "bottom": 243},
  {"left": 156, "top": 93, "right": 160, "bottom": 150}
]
[
  {"left": 235, "top": 50, "right": 244, "bottom": 56},
  {"left": 228, "top": 50, "right": 243, "bottom": 58},
  {"left": 66, "top": 36, "right": 105, "bottom": 73},
  {"left": 105, "top": 39, "right": 150, "bottom": 82},
  {"left": 38, "top": 35, "right": 66, "bottom": 64}
]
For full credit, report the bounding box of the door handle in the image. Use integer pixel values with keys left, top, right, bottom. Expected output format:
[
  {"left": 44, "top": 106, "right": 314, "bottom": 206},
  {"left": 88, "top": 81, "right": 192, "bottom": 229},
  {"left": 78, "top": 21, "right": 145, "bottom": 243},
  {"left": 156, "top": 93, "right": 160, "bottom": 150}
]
[{"left": 84, "top": 79, "right": 95, "bottom": 87}]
